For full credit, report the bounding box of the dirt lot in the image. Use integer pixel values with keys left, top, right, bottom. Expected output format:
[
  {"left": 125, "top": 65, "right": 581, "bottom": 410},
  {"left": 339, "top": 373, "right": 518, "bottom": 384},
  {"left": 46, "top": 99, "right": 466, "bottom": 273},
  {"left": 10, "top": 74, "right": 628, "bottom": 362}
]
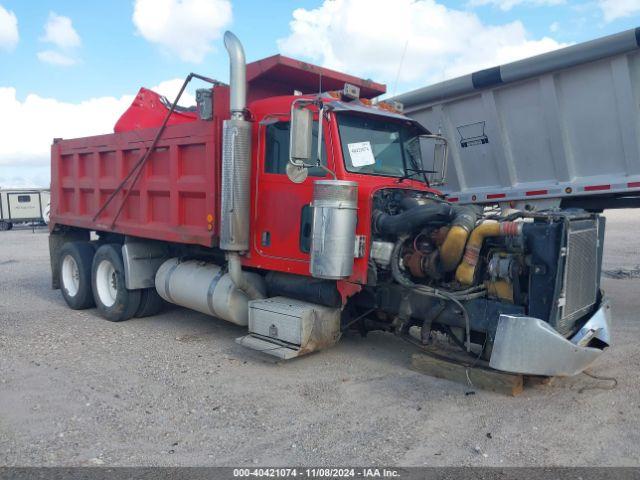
[{"left": 1, "top": 211, "right": 639, "bottom": 467}]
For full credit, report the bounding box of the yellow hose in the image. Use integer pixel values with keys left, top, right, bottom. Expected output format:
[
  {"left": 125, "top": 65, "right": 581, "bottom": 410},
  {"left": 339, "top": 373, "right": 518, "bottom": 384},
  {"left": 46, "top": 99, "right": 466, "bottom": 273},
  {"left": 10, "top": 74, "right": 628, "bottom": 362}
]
[
  {"left": 455, "top": 221, "right": 521, "bottom": 285},
  {"left": 439, "top": 225, "right": 470, "bottom": 272}
]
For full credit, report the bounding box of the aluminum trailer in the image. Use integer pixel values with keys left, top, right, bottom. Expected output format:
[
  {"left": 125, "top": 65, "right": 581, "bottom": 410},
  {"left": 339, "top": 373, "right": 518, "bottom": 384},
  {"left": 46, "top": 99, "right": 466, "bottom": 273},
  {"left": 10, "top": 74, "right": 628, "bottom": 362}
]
[
  {"left": 0, "top": 188, "right": 50, "bottom": 230},
  {"left": 397, "top": 27, "right": 640, "bottom": 211}
]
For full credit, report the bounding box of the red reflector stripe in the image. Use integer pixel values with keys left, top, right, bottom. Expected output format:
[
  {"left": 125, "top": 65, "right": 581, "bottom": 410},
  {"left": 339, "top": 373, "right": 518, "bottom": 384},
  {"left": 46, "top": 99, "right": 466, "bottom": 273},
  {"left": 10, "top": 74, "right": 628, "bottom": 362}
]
[
  {"left": 629, "top": 182, "right": 640, "bottom": 188},
  {"left": 584, "top": 184, "right": 611, "bottom": 191},
  {"left": 448, "top": 197, "right": 459, "bottom": 202},
  {"left": 525, "top": 189, "right": 548, "bottom": 196},
  {"left": 487, "top": 193, "right": 506, "bottom": 199}
]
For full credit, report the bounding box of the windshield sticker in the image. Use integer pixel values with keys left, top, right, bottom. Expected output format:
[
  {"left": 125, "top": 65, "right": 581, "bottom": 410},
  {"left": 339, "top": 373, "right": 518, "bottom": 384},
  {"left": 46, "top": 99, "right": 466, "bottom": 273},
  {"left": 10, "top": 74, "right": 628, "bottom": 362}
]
[{"left": 348, "top": 141, "right": 376, "bottom": 167}]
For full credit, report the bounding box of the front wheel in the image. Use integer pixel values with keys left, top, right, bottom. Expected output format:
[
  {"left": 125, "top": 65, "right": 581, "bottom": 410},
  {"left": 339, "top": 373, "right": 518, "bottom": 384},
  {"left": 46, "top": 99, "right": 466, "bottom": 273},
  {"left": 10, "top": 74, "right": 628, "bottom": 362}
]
[{"left": 91, "top": 244, "right": 141, "bottom": 322}]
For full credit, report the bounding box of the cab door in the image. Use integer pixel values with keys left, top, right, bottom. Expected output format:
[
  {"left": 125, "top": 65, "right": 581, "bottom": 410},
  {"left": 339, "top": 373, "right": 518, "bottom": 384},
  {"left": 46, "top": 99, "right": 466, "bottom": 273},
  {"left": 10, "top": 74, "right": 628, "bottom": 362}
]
[{"left": 253, "top": 117, "right": 332, "bottom": 265}]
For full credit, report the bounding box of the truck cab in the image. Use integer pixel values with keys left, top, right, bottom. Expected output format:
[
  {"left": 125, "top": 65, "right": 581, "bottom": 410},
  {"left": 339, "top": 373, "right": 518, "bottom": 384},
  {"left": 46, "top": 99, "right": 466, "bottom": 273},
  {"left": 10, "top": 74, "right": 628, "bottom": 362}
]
[{"left": 244, "top": 92, "right": 441, "bottom": 287}]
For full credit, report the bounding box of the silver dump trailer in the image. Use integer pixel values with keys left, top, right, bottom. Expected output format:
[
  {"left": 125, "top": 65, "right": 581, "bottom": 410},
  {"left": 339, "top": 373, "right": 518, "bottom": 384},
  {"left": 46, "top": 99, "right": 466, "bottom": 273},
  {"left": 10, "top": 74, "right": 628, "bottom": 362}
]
[
  {"left": 0, "top": 189, "right": 50, "bottom": 230},
  {"left": 397, "top": 27, "right": 640, "bottom": 211}
]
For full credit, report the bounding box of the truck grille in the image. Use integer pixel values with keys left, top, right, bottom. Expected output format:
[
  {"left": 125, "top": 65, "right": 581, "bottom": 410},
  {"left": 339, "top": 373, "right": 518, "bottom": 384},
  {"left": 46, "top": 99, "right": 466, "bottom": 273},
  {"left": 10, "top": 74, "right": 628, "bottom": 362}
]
[{"left": 557, "top": 221, "right": 599, "bottom": 335}]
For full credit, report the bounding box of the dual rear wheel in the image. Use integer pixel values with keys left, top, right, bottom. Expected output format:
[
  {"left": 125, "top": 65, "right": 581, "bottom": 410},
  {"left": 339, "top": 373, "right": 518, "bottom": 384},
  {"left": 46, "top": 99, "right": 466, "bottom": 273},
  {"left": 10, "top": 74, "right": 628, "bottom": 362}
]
[{"left": 59, "top": 242, "right": 164, "bottom": 321}]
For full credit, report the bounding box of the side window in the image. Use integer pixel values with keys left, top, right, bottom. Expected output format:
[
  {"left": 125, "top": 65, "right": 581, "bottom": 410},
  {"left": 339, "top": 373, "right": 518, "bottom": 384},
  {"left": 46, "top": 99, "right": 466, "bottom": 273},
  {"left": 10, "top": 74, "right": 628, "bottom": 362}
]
[
  {"left": 265, "top": 121, "right": 327, "bottom": 177},
  {"left": 17, "top": 195, "right": 30, "bottom": 203}
]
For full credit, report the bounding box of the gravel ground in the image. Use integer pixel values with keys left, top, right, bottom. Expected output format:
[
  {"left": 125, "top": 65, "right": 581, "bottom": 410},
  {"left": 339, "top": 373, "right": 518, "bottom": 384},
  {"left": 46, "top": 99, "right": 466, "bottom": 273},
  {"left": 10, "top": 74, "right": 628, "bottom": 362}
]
[{"left": 1, "top": 211, "right": 639, "bottom": 467}]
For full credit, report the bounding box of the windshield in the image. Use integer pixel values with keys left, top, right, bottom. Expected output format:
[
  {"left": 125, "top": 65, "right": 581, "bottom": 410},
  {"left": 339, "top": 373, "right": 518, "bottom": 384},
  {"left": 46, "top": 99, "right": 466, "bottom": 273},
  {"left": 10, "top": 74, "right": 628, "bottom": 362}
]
[{"left": 336, "top": 112, "right": 424, "bottom": 179}]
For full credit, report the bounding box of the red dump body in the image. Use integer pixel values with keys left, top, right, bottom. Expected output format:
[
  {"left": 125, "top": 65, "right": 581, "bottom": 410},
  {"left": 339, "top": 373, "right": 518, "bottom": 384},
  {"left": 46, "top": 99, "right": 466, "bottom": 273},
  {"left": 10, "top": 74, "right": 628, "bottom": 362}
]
[{"left": 50, "top": 56, "right": 386, "bottom": 250}]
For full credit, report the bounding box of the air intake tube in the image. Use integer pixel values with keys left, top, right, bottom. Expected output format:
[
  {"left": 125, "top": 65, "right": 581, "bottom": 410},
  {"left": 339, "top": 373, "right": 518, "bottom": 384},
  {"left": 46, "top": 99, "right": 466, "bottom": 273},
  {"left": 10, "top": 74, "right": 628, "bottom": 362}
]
[
  {"left": 374, "top": 203, "right": 455, "bottom": 236},
  {"left": 455, "top": 221, "right": 522, "bottom": 285},
  {"left": 439, "top": 205, "right": 482, "bottom": 272}
]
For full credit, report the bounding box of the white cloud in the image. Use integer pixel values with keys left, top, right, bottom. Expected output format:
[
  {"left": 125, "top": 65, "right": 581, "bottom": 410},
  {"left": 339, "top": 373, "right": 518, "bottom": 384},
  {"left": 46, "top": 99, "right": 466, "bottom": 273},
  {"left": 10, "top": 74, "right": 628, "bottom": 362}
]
[
  {"left": 41, "top": 12, "right": 81, "bottom": 48},
  {"left": 549, "top": 21, "right": 559, "bottom": 32},
  {"left": 597, "top": 0, "right": 640, "bottom": 22},
  {"left": 467, "top": 0, "right": 564, "bottom": 11},
  {"left": 0, "top": 4, "right": 19, "bottom": 51},
  {"left": 0, "top": 79, "right": 196, "bottom": 187},
  {"left": 278, "top": 0, "right": 568, "bottom": 90},
  {"left": 133, "top": 0, "right": 232, "bottom": 63},
  {"left": 37, "top": 50, "right": 77, "bottom": 66},
  {"left": 37, "top": 12, "right": 81, "bottom": 66}
]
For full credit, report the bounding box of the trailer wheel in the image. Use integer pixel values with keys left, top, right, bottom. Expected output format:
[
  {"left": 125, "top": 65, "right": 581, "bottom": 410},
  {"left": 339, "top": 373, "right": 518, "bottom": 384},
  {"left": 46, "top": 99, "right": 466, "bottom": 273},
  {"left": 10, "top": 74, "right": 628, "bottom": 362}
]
[
  {"left": 59, "top": 242, "right": 96, "bottom": 310},
  {"left": 135, "top": 288, "right": 165, "bottom": 318},
  {"left": 0, "top": 221, "right": 12, "bottom": 231},
  {"left": 92, "top": 244, "right": 141, "bottom": 322}
]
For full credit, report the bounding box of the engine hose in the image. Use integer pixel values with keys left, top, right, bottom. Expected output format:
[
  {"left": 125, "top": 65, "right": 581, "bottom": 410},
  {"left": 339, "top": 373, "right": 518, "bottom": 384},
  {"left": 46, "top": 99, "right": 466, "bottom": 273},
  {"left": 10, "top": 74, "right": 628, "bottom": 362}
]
[
  {"left": 377, "top": 202, "right": 482, "bottom": 275},
  {"left": 455, "top": 220, "right": 523, "bottom": 285},
  {"left": 375, "top": 203, "right": 454, "bottom": 235}
]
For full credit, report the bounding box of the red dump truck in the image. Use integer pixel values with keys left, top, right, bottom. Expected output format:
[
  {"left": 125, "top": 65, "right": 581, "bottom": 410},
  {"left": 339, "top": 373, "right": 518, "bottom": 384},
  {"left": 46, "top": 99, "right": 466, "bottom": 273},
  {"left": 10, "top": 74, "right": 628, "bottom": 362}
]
[{"left": 49, "top": 32, "right": 610, "bottom": 376}]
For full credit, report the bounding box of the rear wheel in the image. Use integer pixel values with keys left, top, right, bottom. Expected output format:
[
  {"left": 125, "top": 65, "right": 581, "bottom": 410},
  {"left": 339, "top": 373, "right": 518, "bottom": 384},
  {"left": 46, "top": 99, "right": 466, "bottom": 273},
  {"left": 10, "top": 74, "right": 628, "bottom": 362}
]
[
  {"left": 92, "top": 244, "right": 141, "bottom": 322},
  {"left": 135, "top": 288, "right": 165, "bottom": 318},
  {"left": 59, "top": 242, "right": 95, "bottom": 309},
  {"left": 0, "top": 221, "right": 12, "bottom": 231}
]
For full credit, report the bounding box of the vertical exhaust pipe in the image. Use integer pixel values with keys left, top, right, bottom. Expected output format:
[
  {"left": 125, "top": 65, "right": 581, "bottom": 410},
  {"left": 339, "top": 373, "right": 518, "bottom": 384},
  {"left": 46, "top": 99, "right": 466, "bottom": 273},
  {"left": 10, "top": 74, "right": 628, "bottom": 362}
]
[
  {"left": 220, "top": 31, "right": 263, "bottom": 300},
  {"left": 220, "top": 31, "right": 251, "bottom": 252},
  {"left": 224, "top": 31, "right": 247, "bottom": 119}
]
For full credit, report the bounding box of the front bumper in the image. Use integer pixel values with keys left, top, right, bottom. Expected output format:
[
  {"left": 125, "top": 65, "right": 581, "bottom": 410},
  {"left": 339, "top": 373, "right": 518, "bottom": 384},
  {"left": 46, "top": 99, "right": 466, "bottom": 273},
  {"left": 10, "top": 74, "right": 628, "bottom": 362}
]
[{"left": 489, "top": 298, "right": 611, "bottom": 376}]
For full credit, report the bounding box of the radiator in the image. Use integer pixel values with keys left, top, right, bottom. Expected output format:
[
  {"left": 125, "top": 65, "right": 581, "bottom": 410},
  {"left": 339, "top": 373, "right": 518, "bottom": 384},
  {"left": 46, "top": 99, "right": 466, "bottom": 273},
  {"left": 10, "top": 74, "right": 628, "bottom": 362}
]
[{"left": 557, "top": 220, "right": 599, "bottom": 335}]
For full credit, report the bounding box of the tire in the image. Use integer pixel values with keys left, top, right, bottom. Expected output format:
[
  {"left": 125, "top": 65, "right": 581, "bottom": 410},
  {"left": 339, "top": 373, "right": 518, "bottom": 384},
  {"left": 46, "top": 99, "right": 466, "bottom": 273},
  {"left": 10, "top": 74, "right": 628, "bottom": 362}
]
[
  {"left": 0, "top": 221, "right": 11, "bottom": 231},
  {"left": 59, "top": 242, "right": 96, "bottom": 310},
  {"left": 135, "top": 288, "right": 165, "bottom": 318},
  {"left": 91, "top": 244, "right": 141, "bottom": 322}
]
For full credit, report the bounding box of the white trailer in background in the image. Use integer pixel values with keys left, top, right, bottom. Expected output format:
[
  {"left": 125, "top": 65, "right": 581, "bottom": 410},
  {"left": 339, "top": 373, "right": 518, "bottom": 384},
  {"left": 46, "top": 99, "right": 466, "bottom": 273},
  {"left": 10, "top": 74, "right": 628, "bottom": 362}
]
[
  {"left": 0, "top": 189, "right": 50, "bottom": 230},
  {"left": 397, "top": 27, "right": 640, "bottom": 211}
]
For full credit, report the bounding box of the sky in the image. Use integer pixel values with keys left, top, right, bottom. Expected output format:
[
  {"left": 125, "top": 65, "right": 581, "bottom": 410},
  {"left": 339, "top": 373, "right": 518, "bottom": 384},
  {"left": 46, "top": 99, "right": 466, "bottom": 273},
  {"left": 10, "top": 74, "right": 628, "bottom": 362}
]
[{"left": 1, "top": 0, "right": 639, "bottom": 188}]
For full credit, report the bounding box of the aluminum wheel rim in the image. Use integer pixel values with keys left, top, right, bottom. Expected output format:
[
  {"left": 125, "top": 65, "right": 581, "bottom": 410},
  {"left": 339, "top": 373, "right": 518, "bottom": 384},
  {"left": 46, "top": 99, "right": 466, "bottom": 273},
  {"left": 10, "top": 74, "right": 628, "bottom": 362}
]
[
  {"left": 61, "top": 255, "right": 80, "bottom": 298},
  {"left": 96, "top": 259, "right": 118, "bottom": 307}
]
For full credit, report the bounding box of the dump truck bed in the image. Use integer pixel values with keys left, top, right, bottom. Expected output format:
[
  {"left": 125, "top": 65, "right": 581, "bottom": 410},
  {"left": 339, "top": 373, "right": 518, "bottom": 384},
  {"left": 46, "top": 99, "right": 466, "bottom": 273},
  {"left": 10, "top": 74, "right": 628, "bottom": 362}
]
[
  {"left": 50, "top": 119, "right": 221, "bottom": 247},
  {"left": 398, "top": 28, "right": 640, "bottom": 206}
]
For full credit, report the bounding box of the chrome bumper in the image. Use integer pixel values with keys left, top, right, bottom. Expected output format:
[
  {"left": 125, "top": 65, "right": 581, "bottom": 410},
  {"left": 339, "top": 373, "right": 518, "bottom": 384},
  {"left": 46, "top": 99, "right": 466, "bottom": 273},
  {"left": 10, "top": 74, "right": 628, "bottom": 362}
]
[{"left": 489, "top": 299, "right": 611, "bottom": 376}]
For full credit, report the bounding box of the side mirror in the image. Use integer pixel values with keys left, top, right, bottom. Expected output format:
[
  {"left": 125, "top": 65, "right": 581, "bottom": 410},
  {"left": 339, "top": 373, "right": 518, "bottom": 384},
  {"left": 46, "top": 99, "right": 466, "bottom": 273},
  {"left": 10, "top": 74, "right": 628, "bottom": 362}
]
[
  {"left": 432, "top": 140, "right": 448, "bottom": 186},
  {"left": 290, "top": 107, "right": 313, "bottom": 165},
  {"left": 417, "top": 134, "right": 448, "bottom": 186}
]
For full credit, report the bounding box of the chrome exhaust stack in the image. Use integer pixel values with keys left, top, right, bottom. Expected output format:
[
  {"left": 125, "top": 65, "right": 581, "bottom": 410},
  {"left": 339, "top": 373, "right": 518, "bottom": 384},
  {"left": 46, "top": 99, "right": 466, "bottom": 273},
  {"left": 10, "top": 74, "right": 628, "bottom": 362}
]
[
  {"left": 224, "top": 31, "right": 247, "bottom": 120},
  {"left": 220, "top": 31, "right": 251, "bottom": 252},
  {"left": 219, "top": 31, "right": 263, "bottom": 301}
]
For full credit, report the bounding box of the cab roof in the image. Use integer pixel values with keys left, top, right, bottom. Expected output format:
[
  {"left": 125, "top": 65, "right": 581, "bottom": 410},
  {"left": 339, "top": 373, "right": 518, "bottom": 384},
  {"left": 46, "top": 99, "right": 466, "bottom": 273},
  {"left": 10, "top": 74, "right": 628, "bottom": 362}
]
[{"left": 246, "top": 54, "right": 386, "bottom": 103}]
